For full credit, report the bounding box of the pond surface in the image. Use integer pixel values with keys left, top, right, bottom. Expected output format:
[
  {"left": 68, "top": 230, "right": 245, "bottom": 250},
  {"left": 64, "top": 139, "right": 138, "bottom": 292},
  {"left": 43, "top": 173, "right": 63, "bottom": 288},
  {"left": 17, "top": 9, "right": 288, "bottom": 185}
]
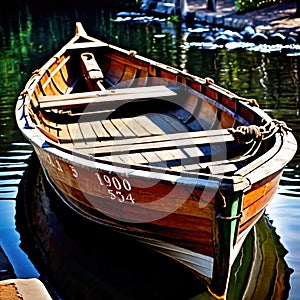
[{"left": 0, "top": 1, "right": 299, "bottom": 299}]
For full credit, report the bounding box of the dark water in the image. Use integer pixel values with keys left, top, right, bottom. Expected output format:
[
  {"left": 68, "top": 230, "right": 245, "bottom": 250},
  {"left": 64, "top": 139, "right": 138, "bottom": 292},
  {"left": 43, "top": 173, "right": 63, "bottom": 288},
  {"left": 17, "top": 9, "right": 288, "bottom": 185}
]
[{"left": 0, "top": 1, "right": 299, "bottom": 299}]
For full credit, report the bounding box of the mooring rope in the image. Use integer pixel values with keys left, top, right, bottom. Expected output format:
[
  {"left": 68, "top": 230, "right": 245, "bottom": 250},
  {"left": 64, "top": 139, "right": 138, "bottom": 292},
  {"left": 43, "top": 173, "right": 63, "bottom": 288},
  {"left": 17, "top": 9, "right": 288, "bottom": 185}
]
[
  {"left": 20, "top": 89, "right": 29, "bottom": 99},
  {"left": 229, "top": 119, "right": 292, "bottom": 144}
]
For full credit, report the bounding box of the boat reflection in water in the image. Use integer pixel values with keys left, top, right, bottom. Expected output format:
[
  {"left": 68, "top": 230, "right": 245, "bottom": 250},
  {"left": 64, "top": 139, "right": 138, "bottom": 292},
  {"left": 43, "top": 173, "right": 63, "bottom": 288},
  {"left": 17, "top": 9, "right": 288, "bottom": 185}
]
[{"left": 15, "top": 154, "right": 292, "bottom": 300}]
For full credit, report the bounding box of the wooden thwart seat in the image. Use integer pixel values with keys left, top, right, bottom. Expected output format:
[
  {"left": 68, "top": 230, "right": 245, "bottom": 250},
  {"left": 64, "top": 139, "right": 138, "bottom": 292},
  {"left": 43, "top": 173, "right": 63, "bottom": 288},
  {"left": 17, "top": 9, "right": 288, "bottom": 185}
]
[
  {"left": 80, "top": 128, "right": 234, "bottom": 155},
  {"left": 39, "top": 85, "right": 178, "bottom": 110}
]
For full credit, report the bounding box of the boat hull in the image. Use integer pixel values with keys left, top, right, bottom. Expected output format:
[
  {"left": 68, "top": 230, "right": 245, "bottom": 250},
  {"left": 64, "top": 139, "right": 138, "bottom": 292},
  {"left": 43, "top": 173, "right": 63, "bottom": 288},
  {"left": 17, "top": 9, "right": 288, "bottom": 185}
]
[
  {"left": 32, "top": 137, "right": 284, "bottom": 294},
  {"left": 15, "top": 154, "right": 293, "bottom": 300}
]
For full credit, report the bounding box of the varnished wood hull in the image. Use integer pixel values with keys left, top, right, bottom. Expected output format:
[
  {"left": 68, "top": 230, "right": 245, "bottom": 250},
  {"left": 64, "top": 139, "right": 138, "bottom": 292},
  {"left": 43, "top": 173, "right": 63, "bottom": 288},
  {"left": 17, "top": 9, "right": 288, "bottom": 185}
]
[
  {"left": 16, "top": 155, "right": 293, "bottom": 299},
  {"left": 15, "top": 22, "right": 297, "bottom": 298}
]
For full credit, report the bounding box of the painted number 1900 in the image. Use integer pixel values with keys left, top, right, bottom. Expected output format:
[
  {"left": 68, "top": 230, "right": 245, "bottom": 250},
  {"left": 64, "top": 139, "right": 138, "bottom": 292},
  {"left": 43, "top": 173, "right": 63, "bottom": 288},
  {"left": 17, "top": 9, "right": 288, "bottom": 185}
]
[{"left": 95, "top": 173, "right": 135, "bottom": 204}]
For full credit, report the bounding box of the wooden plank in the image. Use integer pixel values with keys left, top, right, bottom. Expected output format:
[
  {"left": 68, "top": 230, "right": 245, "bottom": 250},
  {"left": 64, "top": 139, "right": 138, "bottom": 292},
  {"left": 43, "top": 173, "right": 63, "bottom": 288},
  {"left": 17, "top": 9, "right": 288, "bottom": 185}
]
[
  {"left": 133, "top": 115, "right": 165, "bottom": 135},
  {"left": 183, "top": 147, "right": 204, "bottom": 158},
  {"left": 68, "top": 109, "right": 115, "bottom": 118},
  {"left": 66, "top": 41, "right": 108, "bottom": 50},
  {"left": 67, "top": 123, "right": 86, "bottom": 148},
  {"left": 67, "top": 123, "right": 82, "bottom": 140},
  {"left": 39, "top": 85, "right": 177, "bottom": 110},
  {"left": 121, "top": 117, "right": 151, "bottom": 137},
  {"left": 105, "top": 60, "right": 125, "bottom": 84},
  {"left": 41, "top": 56, "right": 71, "bottom": 92},
  {"left": 102, "top": 155, "right": 125, "bottom": 163},
  {"left": 80, "top": 52, "right": 106, "bottom": 91},
  {"left": 155, "top": 149, "right": 187, "bottom": 161},
  {"left": 37, "top": 125, "right": 59, "bottom": 143},
  {"left": 170, "top": 165, "right": 185, "bottom": 171},
  {"left": 87, "top": 133, "right": 233, "bottom": 156},
  {"left": 120, "top": 153, "right": 149, "bottom": 165},
  {"left": 111, "top": 149, "right": 188, "bottom": 167},
  {"left": 57, "top": 124, "right": 71, "bottom": 142},
  {"left": 208, "top": 164, "right": 238, "bottom": 174},
  {"left": 111, "top": 119, "right": 136, "bottom": 137},
  {"left": 146, "top": 113, "right": 188, "bottom": 134},
  {"left": 105, "top": 52, "right": 149, "bottom": 72},
  {"left": 90, "top": 121, "right": 110, "bottom": 138},
  {"left": 40, "top": 90, "right": 99, "bottom": 103},
  {"left": 140, "top": 147, "right": 204, "bottom": 170},
  {"left": 160, "top": 113, "right": 190, "bottom": 133},
  {"left": 135, "top": 148, "right": 197, "bottom": 165},
  {"left": 79, "top": 122, "right": 98, "bottom": 141},
  {"left": 119, "top": 64, "right": 138, "bottom": 86},
  {"left": 140, "top": 152, "right": 168, "bottom": 168},
  {"left": 81, "top": 52, "right": 104, "bottom": 80},
  {"left": 182, "top": 148, "right": 255, "bottom": 172},
  {"left": 82, "top": 128, "right": 233, "bottom": 151},
  {"left": 101, "top": 120, "right": 122, "bottom": 138},
  {"left": 40, "top": 85, "right": 173, "bottom": 103}
]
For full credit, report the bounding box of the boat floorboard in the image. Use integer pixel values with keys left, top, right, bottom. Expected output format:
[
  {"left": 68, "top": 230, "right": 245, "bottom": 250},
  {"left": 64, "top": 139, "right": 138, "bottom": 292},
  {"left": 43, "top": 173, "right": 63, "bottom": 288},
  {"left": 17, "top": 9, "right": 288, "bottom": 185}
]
[{"left": 53, "top": 113, "right": 239, "bottom": 173}]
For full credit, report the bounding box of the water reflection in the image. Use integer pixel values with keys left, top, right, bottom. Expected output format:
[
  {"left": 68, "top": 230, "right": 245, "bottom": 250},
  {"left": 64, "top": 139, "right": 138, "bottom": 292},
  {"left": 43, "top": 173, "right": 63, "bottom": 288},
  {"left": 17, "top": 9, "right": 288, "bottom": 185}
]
[
  {"left": 0, "top": 1, "right": 299, "bottom": 298},
  {"left": 16, "top": 154, "right": 293, "bottom": 300}
]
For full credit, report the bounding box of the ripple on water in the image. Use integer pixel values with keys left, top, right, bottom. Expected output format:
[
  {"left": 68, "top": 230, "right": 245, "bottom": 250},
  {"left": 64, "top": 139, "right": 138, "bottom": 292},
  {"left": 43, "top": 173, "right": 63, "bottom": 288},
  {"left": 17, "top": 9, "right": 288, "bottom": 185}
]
[{"left": 0, "top": 143, "right": 33, "bottom": 200}]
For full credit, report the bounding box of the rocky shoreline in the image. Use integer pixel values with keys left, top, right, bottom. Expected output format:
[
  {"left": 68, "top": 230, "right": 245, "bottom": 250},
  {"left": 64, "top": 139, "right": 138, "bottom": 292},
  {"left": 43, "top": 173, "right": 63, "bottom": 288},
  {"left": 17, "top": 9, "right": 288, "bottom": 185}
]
[{"left": 114, "top": 0, "right": 299, "bottom": 50}]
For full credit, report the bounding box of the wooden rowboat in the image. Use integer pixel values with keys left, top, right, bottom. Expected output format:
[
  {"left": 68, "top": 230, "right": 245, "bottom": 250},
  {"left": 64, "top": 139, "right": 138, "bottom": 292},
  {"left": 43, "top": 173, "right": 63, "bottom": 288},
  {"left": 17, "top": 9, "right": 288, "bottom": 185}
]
[{"left": 15, "top": 22, "right": 297, "bottom": 298}]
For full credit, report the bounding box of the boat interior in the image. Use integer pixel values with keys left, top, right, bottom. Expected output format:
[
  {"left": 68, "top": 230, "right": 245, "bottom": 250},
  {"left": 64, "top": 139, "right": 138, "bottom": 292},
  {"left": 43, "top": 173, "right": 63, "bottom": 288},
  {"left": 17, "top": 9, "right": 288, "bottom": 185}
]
[{"left": 25, "top": 43, "right": 275, "bottom": 176}]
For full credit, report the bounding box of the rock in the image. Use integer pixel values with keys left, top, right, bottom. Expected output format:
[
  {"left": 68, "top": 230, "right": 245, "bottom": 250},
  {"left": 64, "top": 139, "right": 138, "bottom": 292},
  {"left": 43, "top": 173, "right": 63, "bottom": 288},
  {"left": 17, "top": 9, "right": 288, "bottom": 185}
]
[
  {"left": 250, "top": 32, "right": 269, "bottom": 44},
  {"left": 116, "top": 12, "right": 145, "bottom": 18},
  {"left": 240, "top": 25, "right": 256, "bottom": 41},
  {"left": 189, "top": 27, "right": 210, "bottom": 34},
  {"left": 203, "top": 35, "right": 215, "bottom": 43},
  {"left": 285, "top": 35, "right": 298, "bottom": 45},
  {"left": 113, "top": 16, "right": 131, "bottom": 23},
  {"left": 269, "top": 32, "right": 286, "bottom": 44},
  {"left": 223, "top": 29, "right": 243, "bottom": 42},
  {"left": 140, "top": 1, "right": 157, "bottom": 12},
  {"left": 214, "top": 34, "right": 234, "bottom": 45}
]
